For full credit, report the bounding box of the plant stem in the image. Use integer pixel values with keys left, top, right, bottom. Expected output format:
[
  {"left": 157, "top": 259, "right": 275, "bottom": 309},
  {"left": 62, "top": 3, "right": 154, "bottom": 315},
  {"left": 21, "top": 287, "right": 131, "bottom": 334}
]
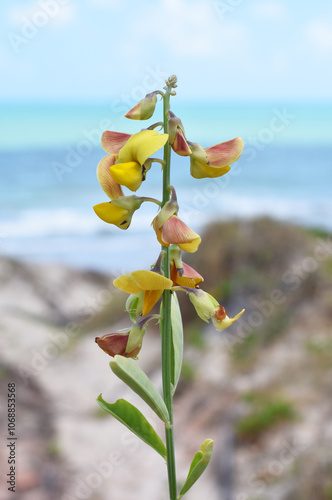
[{"left": 161, "top": 84, "right": 177, "bottom": 500}]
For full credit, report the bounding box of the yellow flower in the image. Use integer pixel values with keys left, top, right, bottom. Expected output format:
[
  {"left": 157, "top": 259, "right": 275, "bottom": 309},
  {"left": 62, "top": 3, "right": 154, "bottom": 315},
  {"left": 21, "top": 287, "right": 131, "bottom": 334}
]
[
  {"left": 189, "top": 137, "right": 244, "bottom": 179},
  {"left": 110, "top": 130, "right": 168, "bottom": 191},
  {"left": 113, "top": 270, "right": 173, "bottom": 315},
  {"left": 94, "top": 153, "right": 145, "bottom": 229}
]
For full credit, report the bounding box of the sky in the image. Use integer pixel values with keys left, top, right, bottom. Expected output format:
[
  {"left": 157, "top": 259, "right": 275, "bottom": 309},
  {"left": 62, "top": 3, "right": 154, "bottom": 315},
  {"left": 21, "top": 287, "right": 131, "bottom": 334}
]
[{"left": 1, "top": 0, "right": 332, "bottom": 103}]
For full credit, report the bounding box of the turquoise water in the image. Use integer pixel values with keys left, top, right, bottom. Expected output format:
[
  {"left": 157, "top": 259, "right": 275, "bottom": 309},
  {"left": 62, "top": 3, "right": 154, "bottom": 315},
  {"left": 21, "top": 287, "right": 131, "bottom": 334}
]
[
  {"left": 0, "top": 101, "right": 331, "bottom": 272},
  {"left": 1, "top": 101, "right": 331, "bottom": 150}
]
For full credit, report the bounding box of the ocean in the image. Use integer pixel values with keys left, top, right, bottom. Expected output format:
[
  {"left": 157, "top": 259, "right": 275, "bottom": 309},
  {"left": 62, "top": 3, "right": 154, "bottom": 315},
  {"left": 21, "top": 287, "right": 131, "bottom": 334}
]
[{"left": 0, "top": 101, "right": 331, "bottom": 273}]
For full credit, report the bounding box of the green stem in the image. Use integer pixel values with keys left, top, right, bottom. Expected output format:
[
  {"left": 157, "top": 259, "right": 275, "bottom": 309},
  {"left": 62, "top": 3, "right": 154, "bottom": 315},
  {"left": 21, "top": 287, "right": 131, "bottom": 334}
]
[{"left": 161, "top": 84, "right": 177, "bottom": 500}]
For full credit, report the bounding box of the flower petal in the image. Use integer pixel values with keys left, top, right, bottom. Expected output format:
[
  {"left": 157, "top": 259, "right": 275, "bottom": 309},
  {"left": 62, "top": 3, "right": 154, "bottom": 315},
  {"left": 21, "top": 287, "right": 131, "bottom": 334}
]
[
  {"left": 101, "top": 131, "right": 132, "bottom": 154},
  {"left": 206, "top": 137, "right": 244, "bottom": 167},
  {"left": 173, "top": 262, "right": 203, "bottom": 287},
  {"left": 95, "top": 333, "right": 129, "bottom": 357},
  {"left": 152, "top": 216, "right": 165, "bottom": 246},
  {"left": 142, "top": 289, "right": 163, "bottom": 315},
  {"left": 172, "top": 128, "right": 192, "bottom": 156},
  {"left": 212, "top": 306, "right": 245, "bottom": 331},
  {"left": 97, "top": 155, "right": 124, "bottom": 199},
  {"left": 178, "top": 239, "right": 201, "bottom": 253},
  {"left": 119, "top": 130, "right": 168, "bottom": 165},
  {"left": 110, "top": 161, "right": 143, "bottom": 192},
  {"left": 114, "top": 270, "right": 172, "bottom": 294},
  {"left": 191, "top": 161, "right": 231, "bottom": 179},
  {"left": 93, "top": 202, "right": 130, "bottom": 229},
  {"left": 161, "top": 216, "right": 201, "bottom": 252}
]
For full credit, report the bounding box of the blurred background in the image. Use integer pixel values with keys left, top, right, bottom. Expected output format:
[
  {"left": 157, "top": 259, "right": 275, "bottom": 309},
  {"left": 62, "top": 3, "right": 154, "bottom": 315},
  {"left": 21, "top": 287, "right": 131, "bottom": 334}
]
[{"left": 0, "top": 1, "right": 332, "bottom": 499}]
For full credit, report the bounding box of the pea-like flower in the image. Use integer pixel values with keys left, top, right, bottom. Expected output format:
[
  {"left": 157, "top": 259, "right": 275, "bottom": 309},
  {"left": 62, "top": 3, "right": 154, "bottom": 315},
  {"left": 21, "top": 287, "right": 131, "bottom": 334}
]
[
  {"left": 153, "top": 188, "right": 201, "bottom": 253},
  {"left": 124, "top": 91, "right": 161, "bottom": 120},
  {"left": 95, "top": 315, "right": 160, "bottom": 358},
  {"left": 168, "top": 111, "right": 191, "bottom": 156},
  {"left": 169, "top": 245, "right": 203, "bottom": 287},
  {"left": 95, "top": 332, "right": 139, "bottom": 358},
  {"left": 174, "top": 287, "right": 244, "bottom": 331},
  {"left": 113, "top": 270, "right": 173, "bottom": 316},
  {"left": 109, "top": 130, "right": 168, "bottom": 191},
  {"left": 94, "top": 152, "right": 160, "bottom": 229},
  {"left": 189, "top": 137, "right": 244, "bottom": 179}
]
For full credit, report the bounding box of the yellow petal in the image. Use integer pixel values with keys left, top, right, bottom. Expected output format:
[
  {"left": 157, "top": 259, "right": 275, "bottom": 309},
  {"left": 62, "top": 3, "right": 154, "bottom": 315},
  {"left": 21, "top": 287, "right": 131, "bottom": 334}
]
[
  {"left": 142, "top": 289, "right": 163, "bottom": 315},
  {"left": 113, "top": 270, "right": 172, "bottom": 294},
  {"left": 97, "top": 155, "right": 124, "bottom": 199},
  {"left": 212, "top": 307, "right": 245, "bottom": 331},
  {"left": 136, "top": 132, "right": 168, "bottom": 165},
  {"left": 152, "top": 216, "right": 166, "bottom": 246},
  {"left": 178, "top": 237, "right": 201, "bottom": 253},
  {"left": 119, "top": 130, "right": 168, "bottom": 165},
  {"left": 110, "top": 161, "right": 143, "bottom": 191},
  {"left": 93, "top": 202, "right": 130, "bottom": 229},
  {"left": 191, "top": 160, "right": 231, "bottom": 179}
]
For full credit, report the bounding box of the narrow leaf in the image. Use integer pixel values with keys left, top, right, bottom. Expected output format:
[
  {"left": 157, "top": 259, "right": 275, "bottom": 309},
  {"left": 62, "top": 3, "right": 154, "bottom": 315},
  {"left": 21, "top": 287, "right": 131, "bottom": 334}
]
[
  {"left": 110, "top": 355, "right": 170, "bottom": 424},
  {"left": 171, "top": 292, "right": 183, "bottom": 394},
  {"left": 97, "top": 395, "right": 167, "bottom": 460},
  {"left": 179, "top": 439, "right": 214, "bottom": 498}
]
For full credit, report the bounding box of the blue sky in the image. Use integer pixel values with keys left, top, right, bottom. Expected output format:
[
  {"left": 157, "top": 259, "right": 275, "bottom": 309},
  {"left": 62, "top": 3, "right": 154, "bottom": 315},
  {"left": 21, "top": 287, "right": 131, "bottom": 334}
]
[{"left": 1, "top": 0, "right": 332, "bottom": 102}]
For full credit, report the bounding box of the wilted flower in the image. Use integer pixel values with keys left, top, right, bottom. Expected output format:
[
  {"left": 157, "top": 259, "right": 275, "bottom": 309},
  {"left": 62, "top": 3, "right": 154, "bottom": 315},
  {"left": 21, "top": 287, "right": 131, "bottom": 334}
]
[
  {"left": 189, "top": 137, "right": 244, "bottom": 179},
  {"left": 95, "top": 331, "right": 139, "bottom": 358},
  {"left": 95, "top": 315, "right": 160, "bottom": 358}
]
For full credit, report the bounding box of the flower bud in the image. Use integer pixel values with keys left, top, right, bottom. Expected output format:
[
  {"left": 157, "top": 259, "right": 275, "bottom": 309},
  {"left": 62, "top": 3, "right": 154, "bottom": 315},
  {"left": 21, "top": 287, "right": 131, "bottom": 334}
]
[
  {"left": 188, "top": 289, "right": 217, "bottom": 322},
  {"left": 124, "top": 92, "right": 159, "bottom": 120}
]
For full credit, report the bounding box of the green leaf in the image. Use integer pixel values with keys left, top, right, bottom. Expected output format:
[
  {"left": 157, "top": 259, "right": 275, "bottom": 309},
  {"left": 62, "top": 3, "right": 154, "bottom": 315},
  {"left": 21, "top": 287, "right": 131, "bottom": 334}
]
[
  {"left": 97, "top": 395, "right": 167, "bottom": 460},
  {"left": 178, "top": 439, "right": 214, "bottom": 498},
  {"left": 171, "top": 292, "right": 183, "bottom": 395},
  {"left": 110, "top": 355, "right": 170, "bottom": 424}
]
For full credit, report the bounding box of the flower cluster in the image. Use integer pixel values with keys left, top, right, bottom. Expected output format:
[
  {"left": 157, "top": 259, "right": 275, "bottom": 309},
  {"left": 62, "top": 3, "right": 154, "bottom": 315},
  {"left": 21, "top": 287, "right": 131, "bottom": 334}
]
[{"left": 94, "top": 81, "right": 244, "bottom": 358}]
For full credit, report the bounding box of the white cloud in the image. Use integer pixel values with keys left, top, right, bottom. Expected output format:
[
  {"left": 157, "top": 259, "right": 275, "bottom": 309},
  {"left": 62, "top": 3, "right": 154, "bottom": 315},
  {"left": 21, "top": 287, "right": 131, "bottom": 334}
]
[
  {"left": 130, "top": 0, "right": 248, "bottom": 60},
  {"left": 7, "top": 1, "right": 76, "bottom": 27},
  {"left": 307, "top": 20, "right": 332, "bottom": 55},
  {"left": 87, "top": 0, "right": 127, "bottom": 9},
  {"left": 251, "top": 1, "right": 288, "bottom": 21}
]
